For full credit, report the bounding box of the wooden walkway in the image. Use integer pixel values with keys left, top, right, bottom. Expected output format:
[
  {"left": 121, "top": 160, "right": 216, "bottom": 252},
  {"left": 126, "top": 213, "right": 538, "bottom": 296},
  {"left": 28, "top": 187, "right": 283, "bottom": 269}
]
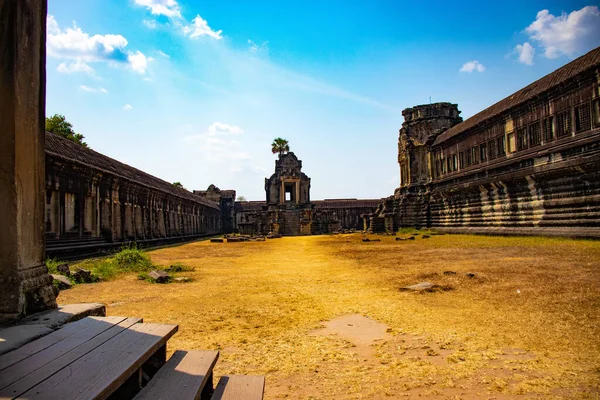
[{"left": 0, "top": 316, "right": 264, "bottom": 400}]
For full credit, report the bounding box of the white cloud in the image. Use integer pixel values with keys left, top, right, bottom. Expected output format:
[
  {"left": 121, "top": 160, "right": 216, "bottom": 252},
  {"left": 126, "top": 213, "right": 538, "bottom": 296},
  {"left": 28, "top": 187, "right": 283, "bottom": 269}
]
[
  {"left": 206, "top": 122, "right": 243, "bottom": 136},
  {"left": 57, "top": 60, "right": 94, "bottom": 74},
  {"left": 157, "top": 50, "right": 170, "bottom": 58},
  {"left": 183, "top": 122, "right": 249, "bottom": 162},
  {"left": 459, "top": 60, "right": 485, "bottom": 73},
  {"left": 47, "top": 15, "right": 151, "bottom": 75},
  {"left": 124, "top": 104, "right": 133, "bottom": 110},
  {"left": 515, "top": 42, "right": 535, "bottom": 65},
  {"left": 183, "top": 15, "right": 222, "bottom": 39},
  {"left": 525, "top": 6, "right": 600, "bottom": 58},
  {"left": 80, "top": 85, "right": 108, "bottom": 93},
  {"left": 128, "top": 51, "right": 153, "bottom": 74},
  {"left": 134, "top": 0, "right": 181, "bottom": 18},
  {"left": 143, "top": 19, "right": 157, "bottom": 29},
  {"left": 248, "top": 39, "right": 269, "bottom": 53}
]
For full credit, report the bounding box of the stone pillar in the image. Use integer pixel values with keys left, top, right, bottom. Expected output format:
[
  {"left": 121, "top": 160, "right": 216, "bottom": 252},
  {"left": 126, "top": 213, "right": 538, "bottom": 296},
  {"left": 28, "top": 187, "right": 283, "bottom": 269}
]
[{"left": 0, "top": 0, "right": 58, "bottom": 323}]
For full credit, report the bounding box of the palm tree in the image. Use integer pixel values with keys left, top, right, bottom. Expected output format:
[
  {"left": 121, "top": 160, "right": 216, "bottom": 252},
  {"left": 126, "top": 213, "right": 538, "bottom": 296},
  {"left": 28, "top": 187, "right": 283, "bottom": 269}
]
[{"left": 271, "top": 137, "right": 290, "bottom": 156}]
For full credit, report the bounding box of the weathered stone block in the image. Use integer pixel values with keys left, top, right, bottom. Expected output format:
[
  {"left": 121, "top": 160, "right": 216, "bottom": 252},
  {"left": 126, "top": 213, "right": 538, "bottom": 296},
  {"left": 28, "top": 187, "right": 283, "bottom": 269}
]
[
  {"left": 148, "top": 270, "right": 169, "bottom": 283},
  {"left": 51, "top": 274, "right": 72, "bottom": 290}
]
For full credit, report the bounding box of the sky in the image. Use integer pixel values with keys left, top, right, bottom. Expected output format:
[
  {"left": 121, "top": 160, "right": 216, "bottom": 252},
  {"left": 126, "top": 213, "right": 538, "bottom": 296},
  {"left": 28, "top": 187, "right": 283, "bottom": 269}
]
[{"left": 46, "top": 0, "right": 600, "bottom": 201}]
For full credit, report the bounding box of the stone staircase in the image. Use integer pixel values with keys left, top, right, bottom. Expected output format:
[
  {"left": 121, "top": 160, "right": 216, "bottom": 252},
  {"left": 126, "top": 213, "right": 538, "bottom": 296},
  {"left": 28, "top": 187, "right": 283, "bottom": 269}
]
[{"left": 281, "top": 210, "right": 301, "bottom": 236}]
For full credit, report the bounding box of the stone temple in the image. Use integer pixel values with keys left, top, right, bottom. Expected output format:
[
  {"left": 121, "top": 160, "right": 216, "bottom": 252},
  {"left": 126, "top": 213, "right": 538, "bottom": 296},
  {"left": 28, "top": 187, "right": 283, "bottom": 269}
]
[
  {"left": 40, "top": 45, "right": 600, "bottom": 261},
  {"left": 230, "top": 152, "right": 380, "bottom": 235},
  {"left": 1, "top": 1, "right": 599, "bottom": 324}
]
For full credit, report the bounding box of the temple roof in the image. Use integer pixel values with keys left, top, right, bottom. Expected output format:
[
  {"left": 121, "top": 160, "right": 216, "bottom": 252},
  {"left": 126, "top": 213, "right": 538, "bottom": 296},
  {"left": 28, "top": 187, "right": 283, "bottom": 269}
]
[
  {"left": 434, "top": 46, "right": 600, "bottom": 146},
  {"left": 45, "top": 132, "right": 219, "bottom": 209},
  {"left": 313, "top": 199, "right": 382, "bottom": 209}
]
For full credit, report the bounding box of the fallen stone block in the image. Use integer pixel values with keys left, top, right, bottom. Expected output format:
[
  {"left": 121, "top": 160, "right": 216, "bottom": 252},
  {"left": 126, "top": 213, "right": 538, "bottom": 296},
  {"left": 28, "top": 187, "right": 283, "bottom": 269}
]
[
  {"left": 227, "top": 237, "right": 241, "bottom": 243},
  {"left": 51, "top": 274, "right": 72, "bottom": 290},
  {"left": 72, "top": 268, "right": 94, "bottom": 283},
  {"left": 400, "top": 282, "right": 437, "bottom": 292},
  {"left": 396, "top": 236, "right": 415, "bottom": 241},
  {"left": 255, "top": 237, "right": 266, "bottom": 241},
  {"left": 466, "top": 272, "right": 476, "bottom": 278},
  {"left": 148, "top": 270, "right": 170, "bottom": 283},
  {"left": 174, "top": 277, "right": 192, "bottom": 283},
  {"left": 210, "top": 238, "right": 224, "bottom": 243},
  {"left": 443, "top": 271, "right": 457, "bottom": 275},
  {"left": 422, "top": 235, "right": 431, "bottom": 239},
  {"left": 400, "top": 282, "right": 453, "bottom": 293},
  {"left": 57, "top": 263, "right": 70, "bottom": 276}
]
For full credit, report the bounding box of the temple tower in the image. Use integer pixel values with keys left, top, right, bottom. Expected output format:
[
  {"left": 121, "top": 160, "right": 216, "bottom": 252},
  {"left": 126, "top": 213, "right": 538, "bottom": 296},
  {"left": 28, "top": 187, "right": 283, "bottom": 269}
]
[
  {"left": 264, "top": 152, "right": 312, "bottom": 235},
  {"left": 265, "top": 153, "right": 311, "bottom": 206},
  {"left": 398, "top": 103, "right": 462, "bottom": 188}
]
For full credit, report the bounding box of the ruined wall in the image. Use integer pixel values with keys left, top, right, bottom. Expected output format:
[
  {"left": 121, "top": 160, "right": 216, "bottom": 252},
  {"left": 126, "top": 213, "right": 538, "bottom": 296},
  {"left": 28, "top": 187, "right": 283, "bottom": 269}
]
[
  {"left": 314, "top": 200, "right": 381, "bottom": 231},
  {"left": 45, "top": 132, "right": 222, "bottom": 246},
  {"left": 234, "top": 199, "right": 380, "bottom": 235},
  {"left": 194, "top": 186, "right": 236, "bottom": 234}
]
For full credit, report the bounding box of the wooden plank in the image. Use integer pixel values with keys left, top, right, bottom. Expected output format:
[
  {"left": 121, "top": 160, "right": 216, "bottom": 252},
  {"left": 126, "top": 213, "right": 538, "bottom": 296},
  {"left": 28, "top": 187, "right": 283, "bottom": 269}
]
[
  {"left": 0, "top": 317, "right": 125, "bottom": 374},
  {"left": 0, "top": 317, "right": 125, "bottom": 389},
  {"left": 0, "top": 317, "right": 141, "bottom": 400},
  {"left": 211, "top": 376, "right": 265, "bottom": 400},
  {"left": 19, "top": 322, "right": 178, "bottom": 400},
  {"left": 134, "top": 350, "right": 219, "bottom": 400}
]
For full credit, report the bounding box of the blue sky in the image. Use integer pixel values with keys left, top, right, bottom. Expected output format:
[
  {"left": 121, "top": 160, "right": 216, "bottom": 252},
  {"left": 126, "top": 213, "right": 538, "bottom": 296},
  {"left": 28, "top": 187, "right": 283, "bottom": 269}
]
[{"left": 46, "top": 0, "right": 600, "bottom": 200}]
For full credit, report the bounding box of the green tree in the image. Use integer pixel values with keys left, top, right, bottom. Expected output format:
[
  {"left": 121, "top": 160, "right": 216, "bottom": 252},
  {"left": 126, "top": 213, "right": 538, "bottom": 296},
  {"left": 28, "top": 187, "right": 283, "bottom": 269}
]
[
  {"left": 271, "top": 137, "right": 290, "bottom": 156},
  {"left": 237, "top": 195, "right": 247, "bottom": 201},
  {"left": 172, "top": 182, "right": 184, "bottom": 189},
  {"left": 45, "top": 114, "right": 88, "bottom": 147}
]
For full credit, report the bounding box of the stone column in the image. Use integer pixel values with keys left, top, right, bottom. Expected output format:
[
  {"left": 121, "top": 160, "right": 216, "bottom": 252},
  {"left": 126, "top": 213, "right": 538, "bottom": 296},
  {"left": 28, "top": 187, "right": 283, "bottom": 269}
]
[{"left": 0, "top": 0, "right": 57, "bottom": 323}]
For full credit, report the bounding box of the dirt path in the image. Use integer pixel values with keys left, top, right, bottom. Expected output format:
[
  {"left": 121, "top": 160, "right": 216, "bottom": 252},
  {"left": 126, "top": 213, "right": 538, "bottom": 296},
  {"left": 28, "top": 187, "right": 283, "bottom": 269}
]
[{"left": 58, "top": 234, "right": 600, "bottom": 399}]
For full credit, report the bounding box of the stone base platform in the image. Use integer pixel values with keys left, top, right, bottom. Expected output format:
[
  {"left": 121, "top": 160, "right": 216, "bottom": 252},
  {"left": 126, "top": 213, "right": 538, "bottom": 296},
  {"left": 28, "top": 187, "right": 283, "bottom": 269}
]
[
  {"left": 0, "top": 303, "right": 105, "bottom": 355},
  {"left": 436, "top": 226, "right": 600, "bottom": 239}
]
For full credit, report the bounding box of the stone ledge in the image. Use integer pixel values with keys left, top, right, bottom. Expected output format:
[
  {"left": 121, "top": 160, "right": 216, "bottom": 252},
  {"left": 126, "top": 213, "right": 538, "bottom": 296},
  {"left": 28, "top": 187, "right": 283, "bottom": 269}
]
[
  {"left": 21, "top": 303, "right": 106, "bottom": 329},
  {"left": 0, "top": 325, "right": 53, "bottom": 356},
  {"left": 0, "top": 303, "right": 106, "bottom": 355},
  {"left": 435, "top": 227, "right": 600, "bottom": 239}
]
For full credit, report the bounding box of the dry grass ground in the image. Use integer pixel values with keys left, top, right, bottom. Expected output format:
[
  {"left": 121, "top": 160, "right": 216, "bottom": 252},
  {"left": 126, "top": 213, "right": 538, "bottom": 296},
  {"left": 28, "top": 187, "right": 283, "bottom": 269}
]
[{"left": 58, "top": 234, "right": 600, "bottom": 399}]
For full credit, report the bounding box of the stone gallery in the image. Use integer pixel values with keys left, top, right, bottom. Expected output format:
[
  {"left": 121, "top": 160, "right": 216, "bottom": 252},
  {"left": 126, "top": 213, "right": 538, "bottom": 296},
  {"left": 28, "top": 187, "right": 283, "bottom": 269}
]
[{"left": 367, "top": 46, "right": 600, "bottom": 238}]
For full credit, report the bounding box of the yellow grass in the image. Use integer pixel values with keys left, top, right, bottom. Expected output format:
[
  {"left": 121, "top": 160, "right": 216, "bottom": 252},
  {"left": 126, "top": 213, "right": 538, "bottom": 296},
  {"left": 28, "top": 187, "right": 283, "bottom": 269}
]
[{"left": 59, "top": 234, "right": 600, "bottom": 399}]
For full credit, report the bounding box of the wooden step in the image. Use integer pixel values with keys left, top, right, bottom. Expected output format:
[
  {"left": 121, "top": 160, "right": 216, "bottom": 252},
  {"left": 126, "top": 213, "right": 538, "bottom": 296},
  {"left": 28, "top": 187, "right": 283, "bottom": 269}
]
[
  {"left": 17, "top": 322, "right": 178, "bottom": 400},
  {"left": 0, "top": 317, "right": 141, "bottom": 398},
  {"left": 134, "top": 350, "right": 219, "bottom": 400},
  {"left": 211, "top": 375, "right": 265, "bottom": 400}
]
